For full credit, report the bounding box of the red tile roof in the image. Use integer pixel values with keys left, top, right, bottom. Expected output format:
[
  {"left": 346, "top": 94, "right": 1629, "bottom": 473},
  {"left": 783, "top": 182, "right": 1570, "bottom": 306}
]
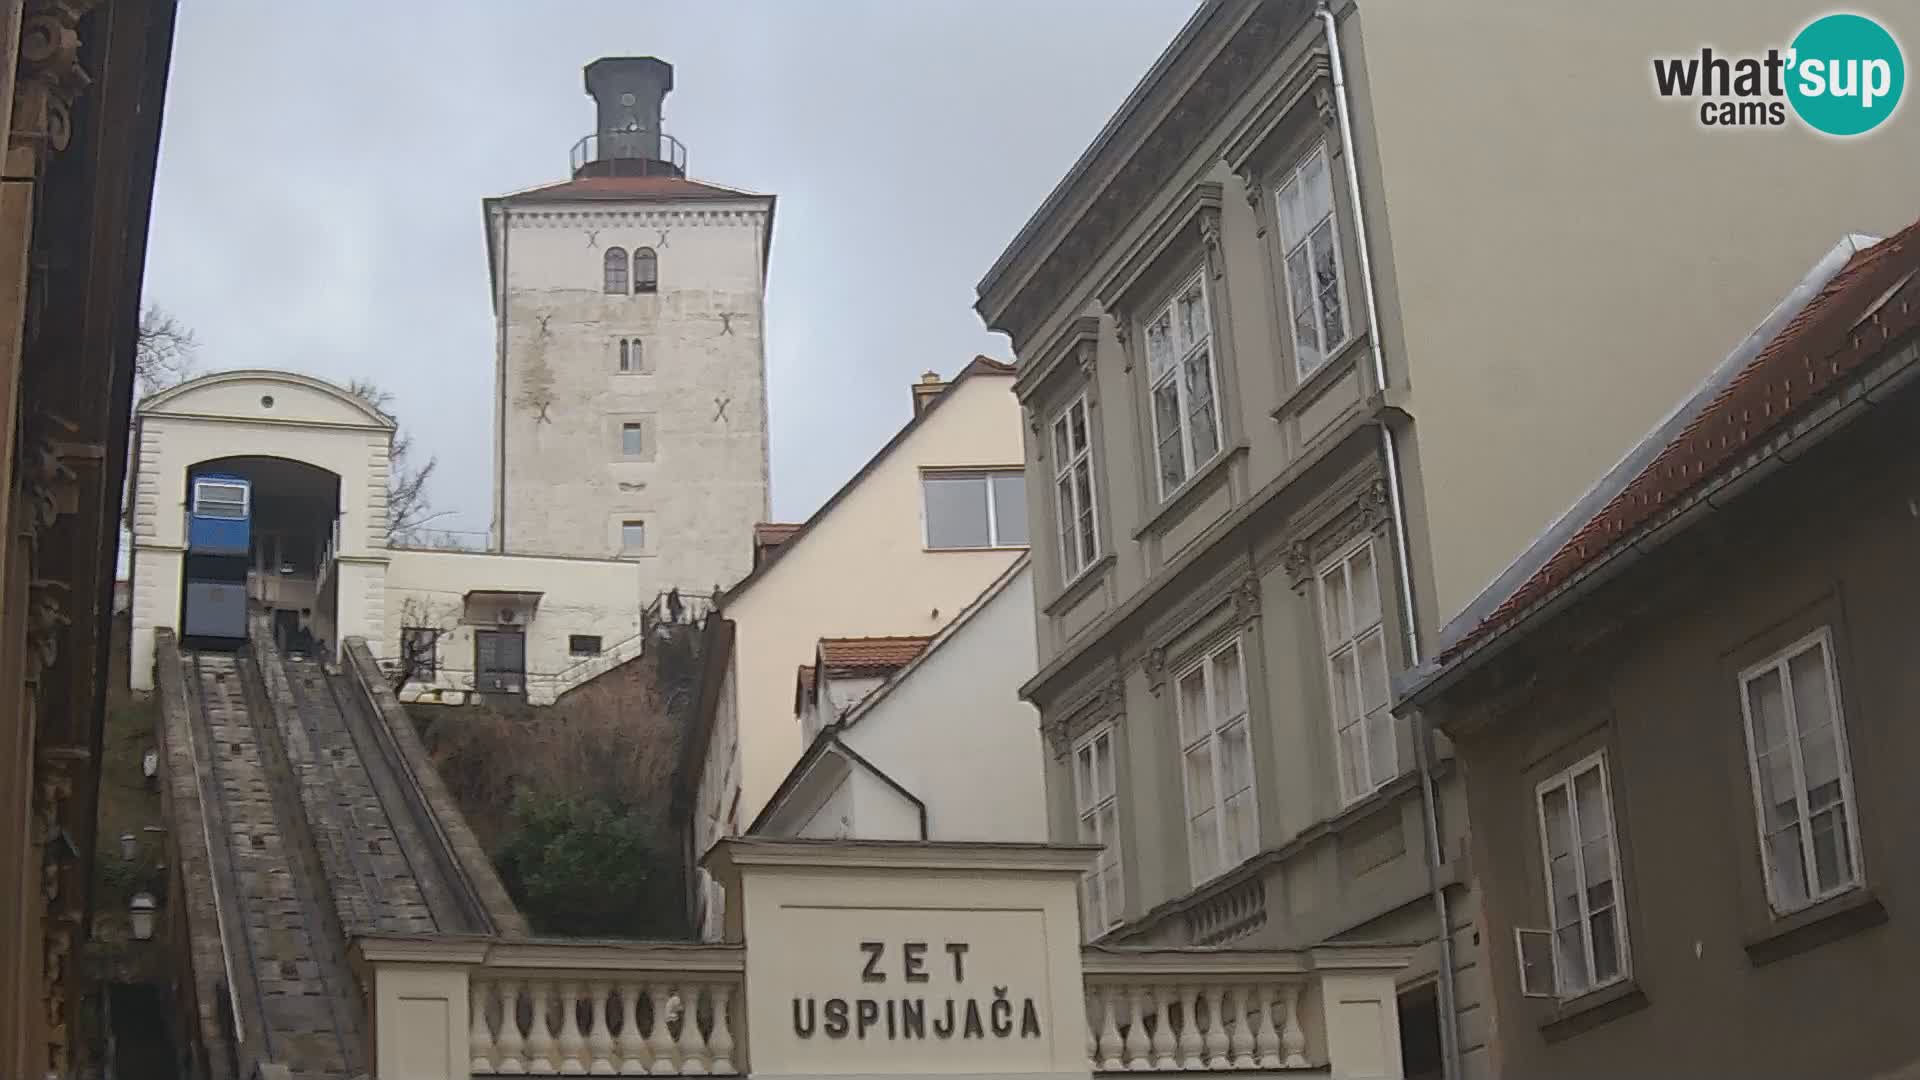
[
  {"left": 817, "top": 636, "right": 933, "bottom": 676},
  {"left": 1442, "top": 220, "right": 1920, "bottom": 663},
  {"left": 503, "top": 174, "right": 762, "bottom": 203}
]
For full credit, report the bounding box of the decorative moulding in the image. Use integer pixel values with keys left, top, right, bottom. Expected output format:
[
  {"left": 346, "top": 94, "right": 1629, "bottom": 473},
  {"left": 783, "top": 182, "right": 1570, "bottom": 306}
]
[
  {"left": 1093, "top": 180, "right": 1225, "bottom": 314},
  {"left": 1015, "top": 313, "right": 1105, "bottom": 403}
]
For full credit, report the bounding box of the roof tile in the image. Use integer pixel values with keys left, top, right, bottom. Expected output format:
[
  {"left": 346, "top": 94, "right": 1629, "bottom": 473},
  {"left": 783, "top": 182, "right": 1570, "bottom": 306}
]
[
  {"left": 1442, "top": 218, "right": 1920, "bottom": 663},
  {"left": 817, "top": 635, "right": 933, "bottom": 675}
]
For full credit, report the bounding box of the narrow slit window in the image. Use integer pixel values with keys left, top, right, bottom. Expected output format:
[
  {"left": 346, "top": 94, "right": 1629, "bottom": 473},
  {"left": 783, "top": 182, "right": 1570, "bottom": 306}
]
[
  {"left": 621, "top": 422, "right": 644, "bottom": 457},
  {"left": 621, "top": 520, "right": 646, "bottom": 553},
  {"left": 618, "top": 338, "right": 643, "bottom": 373}
]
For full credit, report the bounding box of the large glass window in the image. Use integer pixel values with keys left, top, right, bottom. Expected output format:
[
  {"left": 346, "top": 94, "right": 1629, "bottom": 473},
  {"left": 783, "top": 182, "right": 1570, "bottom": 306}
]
[
  {"left": 1175, "top": 639, "right": 1256, "bottom": 884},
  {"left": 1738, "top": 629, "right": 1863, "bottom": 914},
  {"left": 1319, "top": 537, "right": 1395, "bottom": 803},
  {"left": 192, "top": 479, "right": 248, "bottom": 520},
  {"left": 1144, "top": 273, "right": 1222, "bottom": 499},
  {"left": 1051, "top": 395, "right": 1100, "bottom": 581},
  {"left": 1073, "top": 726, "right": 1123, "bottom": 935},
  {"left": 1535, "top": 752, "right": 1629, "bottom": 999},
  {"left": 1275, "top": 143, "right": 1349, "bottom": 378},
  {"left": 923, "top": 470, "right": 1028, "bottom": 549}
]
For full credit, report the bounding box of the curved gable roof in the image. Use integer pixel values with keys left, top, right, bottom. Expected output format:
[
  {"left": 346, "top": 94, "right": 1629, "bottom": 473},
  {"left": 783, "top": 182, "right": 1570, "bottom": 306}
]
[{"left": 138, "top": 369, "right": 396, "bottom": 429}]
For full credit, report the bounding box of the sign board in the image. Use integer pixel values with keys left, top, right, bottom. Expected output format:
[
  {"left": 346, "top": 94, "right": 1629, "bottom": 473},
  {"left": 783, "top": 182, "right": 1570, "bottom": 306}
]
[{"left": 707, "top": 839, "right": 1098, "bottom": 1079}]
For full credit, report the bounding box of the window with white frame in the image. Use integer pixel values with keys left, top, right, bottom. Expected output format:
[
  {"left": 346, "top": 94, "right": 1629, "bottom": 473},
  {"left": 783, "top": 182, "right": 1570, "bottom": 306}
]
[
  {"left": 1534, "top": 752, "right": 1629, "bottom": 999},
  {"left": 1275, "top": 143, "right": 1349, "bottom": 379},
  {"left": 1144, "top": 273, "right": 1222, "bottom": 499},
  {"left": 922, "top": 470, "right": 1028, "bottom": 549},
  {"left": 1051, "top": 395, "right": 1099, "bottom": 581},
  {"left": 1318, "top": 537, "right": 1395, "bottom": 803},
  {"left": 1738, "top": 628, "right": 1863, "bottom": 915},
  {"left": 1175, "top": 638, "right": 1256, "bottom": 884},
  {"left": 1072, "top": 726, "right": 1123, "bottom": 935}
]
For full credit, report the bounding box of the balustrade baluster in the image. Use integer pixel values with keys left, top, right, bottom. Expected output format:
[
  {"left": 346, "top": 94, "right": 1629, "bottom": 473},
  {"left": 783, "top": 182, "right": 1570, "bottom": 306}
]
[
  {"left": 616, "top": 982, "right": 647, "bottom": 1074},
  {"left": 1204, "top": 986, "right": 1230, "bottom": 1069},
  {"left": 526, "top": 981, "right": 558, "bottom": 1074},
  {"left": 1122, "top": 987, "right": 1150, "bottom": 1070},
  {"left": 1228, "top": 985, "right": 1255, "bottom": 1069},
  {"left": 1280, "top": 985, "right": 1308, "bottom": 1068},
  {"left": 648, "top": 985, "right": 676, "bottom": 1073},
  {"left": 472, "top": 980, "right": 497, "bottom": 1074},
  {"left": 586, "top": 981, "right": 615, "bottom": 1075},
  {"left": 676, "top": 984, "right": 712, "bottom": 1074},
  {"left": 709, "top": 984, "right": 736, "bottom": 1074},
  {"left": 495, "top": 979, "right": 528, "bottom": 1074},
  {"left": 1177, "top": 985, "right": 1204, "bottom": 1070},
  {"left": 1150, "top": 985, "right": 1177, "bottom": 1070},
  {"left": 557, "top": 981, "right": 587, "bottom": 1074},
  {"left": 1097, "top": 988, "right": 1124, "bottom": 1071},
  {"left": 1085, "top": 997, "right": 1097, "bottom": 1067},
  {"left": 1253, "top": 985, "right": 1280, "bottom": 1069}
]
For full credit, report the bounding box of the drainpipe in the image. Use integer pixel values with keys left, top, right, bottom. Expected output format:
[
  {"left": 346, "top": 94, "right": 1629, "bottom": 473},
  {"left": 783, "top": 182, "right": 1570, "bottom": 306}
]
[{"left": 1314, "top": 5, "right": 1462, "bottom": 1079}]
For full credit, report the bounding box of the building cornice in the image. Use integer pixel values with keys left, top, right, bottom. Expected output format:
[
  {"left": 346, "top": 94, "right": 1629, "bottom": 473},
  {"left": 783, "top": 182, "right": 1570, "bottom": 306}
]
[
  {"left": 704, "top": 837, "right": 1100, "bottom": 877},
  {"left": 976, "top": 0, "right": 1309, "bottom": 352}
]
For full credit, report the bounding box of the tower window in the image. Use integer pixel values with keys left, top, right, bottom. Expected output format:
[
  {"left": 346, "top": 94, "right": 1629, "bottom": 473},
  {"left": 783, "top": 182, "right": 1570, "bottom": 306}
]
[
  {"left": 603, "top": 247, "right": 629, "bottom": 294},
  {"left": 621, "top": 422, "right": 644, "bottom": 457},
  {"left": 618, "top": 338, "right": 643, "bottom": 373},
  {"left": 621, "top": 520, "right": 646, "bottom": 553},
  {"left": 634, "top": 247, "right": 658, "bottom": 294}
]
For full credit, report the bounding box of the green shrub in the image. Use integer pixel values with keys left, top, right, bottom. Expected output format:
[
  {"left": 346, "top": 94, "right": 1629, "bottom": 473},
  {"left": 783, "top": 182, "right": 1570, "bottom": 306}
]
[{"left": 494, "top": 791, "right": 679, "bottom": 939}]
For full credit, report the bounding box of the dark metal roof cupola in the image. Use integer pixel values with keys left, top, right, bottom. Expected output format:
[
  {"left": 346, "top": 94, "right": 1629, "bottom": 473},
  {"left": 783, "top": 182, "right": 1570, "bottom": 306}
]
[{"left": 571, "top": 56, "right": 687, "bottom": 179}]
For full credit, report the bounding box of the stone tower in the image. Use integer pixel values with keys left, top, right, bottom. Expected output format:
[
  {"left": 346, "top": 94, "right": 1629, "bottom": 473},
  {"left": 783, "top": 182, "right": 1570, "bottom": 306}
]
[{"left": 484, "top": 56, "right": 773, "bottom": 594}]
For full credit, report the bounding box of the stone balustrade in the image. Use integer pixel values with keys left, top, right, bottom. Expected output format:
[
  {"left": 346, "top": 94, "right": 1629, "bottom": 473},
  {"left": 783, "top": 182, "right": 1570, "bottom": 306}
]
[
  {"left": 351, "top": 841, "right": 1414, "bottom": 1080},
  {"left": 352, "top": 936, "right": 747, "bottom": 1079},
  {"left": 1080, "top": 946, "right": 1409, "bottom": 1074}
]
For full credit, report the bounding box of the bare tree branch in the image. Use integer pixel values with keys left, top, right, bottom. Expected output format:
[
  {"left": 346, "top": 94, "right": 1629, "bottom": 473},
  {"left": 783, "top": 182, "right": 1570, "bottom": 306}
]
[
  {"left": 346, "top": 377, "right": 439, "bottom": 542},
  {"left": 135, "top": 305, "right": 197, "bottom": 397}
]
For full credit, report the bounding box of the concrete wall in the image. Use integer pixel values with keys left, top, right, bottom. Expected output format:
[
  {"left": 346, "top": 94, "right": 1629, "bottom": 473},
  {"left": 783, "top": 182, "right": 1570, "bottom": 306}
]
[
  {"left": 836, "top": 563, "right": 1048, "bottom": 843},
  {"left": 1435, "top": 372, "right": 1920, "bottom": 1079},
  {"left": 494, "top": 194, "right": 771, "bottom": 596},
  {"left": 1346, "top": 0, "right": 1920, "bottom": 627},
  {"left": 382, "top": 546, "right": 645, "bottom": 706},
  {"left": 129, "top": 371, "right": 394, "bottom": 689},
  {"left": 723, "top": 371, "right": 1026, "bottom": 822}
]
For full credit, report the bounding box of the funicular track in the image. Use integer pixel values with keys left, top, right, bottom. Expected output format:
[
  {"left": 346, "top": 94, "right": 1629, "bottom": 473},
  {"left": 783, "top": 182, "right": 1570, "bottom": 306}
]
[{"left": 188, "top": 650, "right": 364, "bottom": 1079}]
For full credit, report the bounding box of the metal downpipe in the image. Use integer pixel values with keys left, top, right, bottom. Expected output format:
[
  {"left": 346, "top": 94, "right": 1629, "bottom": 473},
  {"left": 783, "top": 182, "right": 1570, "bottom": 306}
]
[{"left": 1316, "top": 4, "right": 1461, "bottom": 1077}]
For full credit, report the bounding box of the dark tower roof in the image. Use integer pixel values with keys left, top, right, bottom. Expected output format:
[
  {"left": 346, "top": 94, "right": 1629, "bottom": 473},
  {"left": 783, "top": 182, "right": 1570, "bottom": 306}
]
[{"left": 572, "top": 56, "right": 686, "bottom": 179}]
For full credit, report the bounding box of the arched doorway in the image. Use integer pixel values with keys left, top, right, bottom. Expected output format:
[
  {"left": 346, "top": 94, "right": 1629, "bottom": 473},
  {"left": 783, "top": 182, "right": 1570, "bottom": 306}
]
[{"left": 181, "top": 455, "right": 342, "bottom": 656}]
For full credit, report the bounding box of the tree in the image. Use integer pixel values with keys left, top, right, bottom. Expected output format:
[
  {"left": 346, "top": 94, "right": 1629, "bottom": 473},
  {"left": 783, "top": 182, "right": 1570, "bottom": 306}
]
[
  {"left": 493, "top": 792, "right": 681, "bottom": 937},
  {"left": 134, "top": 305, "right": 197, "bottom": 397},
  {"left": 344, "top": 378, "right": 443, "bottom": 542}
]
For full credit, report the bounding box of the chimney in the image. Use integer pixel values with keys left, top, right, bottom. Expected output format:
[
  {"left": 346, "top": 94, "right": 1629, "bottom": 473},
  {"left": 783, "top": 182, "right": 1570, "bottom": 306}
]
[
  {"left": 580, "top": 57, "right": 680, "bottom": 176},
  {"left": 911, "top": 371, "right": 947, "bottom": 417}
]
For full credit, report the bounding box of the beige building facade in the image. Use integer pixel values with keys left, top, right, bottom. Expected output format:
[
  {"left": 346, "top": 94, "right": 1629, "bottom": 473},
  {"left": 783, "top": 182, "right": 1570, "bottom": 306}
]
[
  {"left": 976, "top": 3, "right": 1920, "bottom": 1079},
  {"left": 691, "top": 360, "right": 1028, "bottom": 935}
]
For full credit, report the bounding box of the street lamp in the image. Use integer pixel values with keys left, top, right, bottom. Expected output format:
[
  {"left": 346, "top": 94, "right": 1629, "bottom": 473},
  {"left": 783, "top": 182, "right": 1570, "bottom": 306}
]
[{"left": 129, "top": 892, "right": 157, "bottom": 941}]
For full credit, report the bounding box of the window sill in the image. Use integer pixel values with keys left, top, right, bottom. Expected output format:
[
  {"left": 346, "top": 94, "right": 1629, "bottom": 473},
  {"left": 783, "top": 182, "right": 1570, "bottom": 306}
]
[
  {"left": 1743, "top": 886, "right": 1886, "bottom": 967},
  {"left": 1132, "top": 443, "right": 1248, "bottom": 542},
  {"left": 1538, "top": 978, "right": 1647, "bottom": 1044},
  {"left": 923, "top": 544, "right": 1031, "bottom": 555},
  {"left": 1270, "top": 334, "right": 1368, "bottom": 423},
  {"left": 1043, "top": 553, "right": 1115, "bottom": 616}
]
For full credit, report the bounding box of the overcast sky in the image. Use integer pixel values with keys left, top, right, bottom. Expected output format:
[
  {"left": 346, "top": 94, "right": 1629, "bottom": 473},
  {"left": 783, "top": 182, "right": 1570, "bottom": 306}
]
[{"left": 143, "top": 1, "right": 1200, "bottom": 537}]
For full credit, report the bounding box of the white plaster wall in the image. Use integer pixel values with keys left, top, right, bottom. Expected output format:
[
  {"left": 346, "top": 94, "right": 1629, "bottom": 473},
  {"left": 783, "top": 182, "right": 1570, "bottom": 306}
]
[
  {"left": 382, "top": 547, "right": 646, "bottom": 706},
  {"left": 694, "top": 663, "right": 742, "bottom": 941},
  {"left": 723, "top": 372, "right": 1026, "bottom": 823},
  {"left": 127, "top": 372, "right": 393, "bottom": 689},
  {"left": 494, "top": 196, "right": 771, "bottom": 600},
  {"left": 840, "top": 564, "right": 1047, "bottom": 842}
]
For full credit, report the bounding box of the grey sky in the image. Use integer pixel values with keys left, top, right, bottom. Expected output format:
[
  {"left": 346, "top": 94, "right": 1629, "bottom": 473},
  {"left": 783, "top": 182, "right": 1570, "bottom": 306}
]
[{"left": 143, "top": 1, "right": 1199, "bottom": 537}]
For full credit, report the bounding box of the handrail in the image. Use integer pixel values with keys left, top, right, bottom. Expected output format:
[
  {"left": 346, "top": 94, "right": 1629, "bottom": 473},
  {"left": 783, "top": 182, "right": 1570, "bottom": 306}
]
[{"left": 569, "top": 130, "right": 688, "bottom": 175}]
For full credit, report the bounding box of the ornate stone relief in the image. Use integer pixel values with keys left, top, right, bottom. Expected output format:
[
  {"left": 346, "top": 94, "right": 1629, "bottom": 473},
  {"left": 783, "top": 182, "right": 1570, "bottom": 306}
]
[
  {"left": 13, "top": 0, "right": 102, "bottom": 159},
  {"left": 1198, "top": 207, "right": 1224, "bottom": 280},
  {"left": 1141, "top": 645, "right": 1168, "bottom": 694},
  {"left": 1231, "top": 574, "right": 1262, "bottom": 627},
  {"left": 1043, "top": 675, "right": 1128, "bottom": 758},
  {"left": 1314, "top": 85, "right": 1337, "bottom": 128},
  {"left": 1281, "top": 539, "right": 1316, "bottom": 590}
]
